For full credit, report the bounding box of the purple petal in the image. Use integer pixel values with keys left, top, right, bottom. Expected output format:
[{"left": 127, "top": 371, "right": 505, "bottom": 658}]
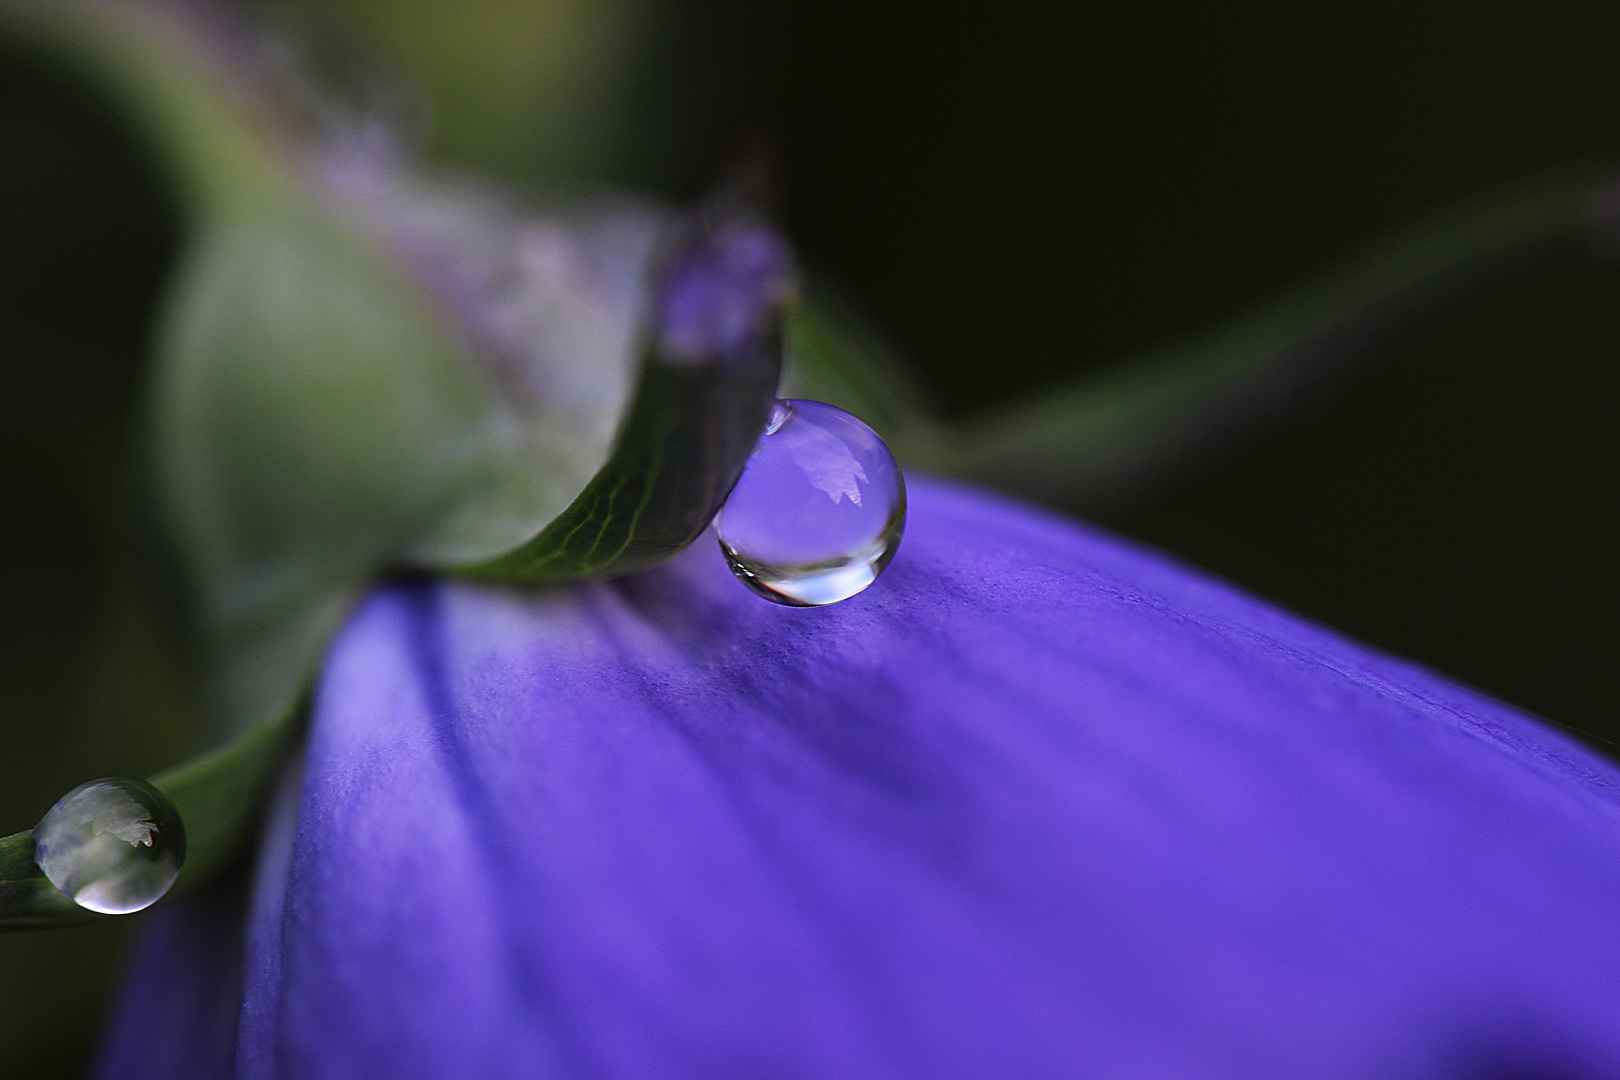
[
  {"left": 103, "top": 480, "right": 1620, "bottom": 1078},
  {"left": 92, "top": 884, "right": 245, "bottom": 1079}
]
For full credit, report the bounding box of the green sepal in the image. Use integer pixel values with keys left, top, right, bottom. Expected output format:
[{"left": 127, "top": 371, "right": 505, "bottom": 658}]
[
  {"left": 150, "top": 203, "right": 514, "bottom": 740},
  {"left": 457, "top": 329, "right": 783, "bottom": 582}
]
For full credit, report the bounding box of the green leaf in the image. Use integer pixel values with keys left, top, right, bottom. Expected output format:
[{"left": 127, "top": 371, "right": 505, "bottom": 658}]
[{"left": 910, "top": 169, "right": 1616, "bottom": 506}]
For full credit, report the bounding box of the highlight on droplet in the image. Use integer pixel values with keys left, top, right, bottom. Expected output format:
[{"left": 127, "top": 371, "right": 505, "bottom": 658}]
[
  {"left": 715, "top": 399, "right": 906, "bottom": 606},
  {"left": 33, "top": 777, "right": 186, "bottom": 915}
]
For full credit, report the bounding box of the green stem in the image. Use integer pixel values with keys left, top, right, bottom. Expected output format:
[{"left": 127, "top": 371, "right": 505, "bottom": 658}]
[
  {"left": 908, "top": 168, "right": 1615, "bottom": 505},
  {"left": 1, "top": 0, "right": 297, "bottom": 215},
  {"left": 0, "top": 705, "right": 299, "bottom": 931}
]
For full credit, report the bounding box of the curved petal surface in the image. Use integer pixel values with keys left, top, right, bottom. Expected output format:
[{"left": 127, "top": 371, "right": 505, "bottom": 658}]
[{"left": 103, "top": 479, "right": 1620, "bottom": 1079}]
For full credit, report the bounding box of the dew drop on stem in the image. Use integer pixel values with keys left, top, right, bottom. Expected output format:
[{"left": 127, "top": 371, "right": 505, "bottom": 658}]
[{"left": 33, "top": 777, "right": 186, "bottom": 915}]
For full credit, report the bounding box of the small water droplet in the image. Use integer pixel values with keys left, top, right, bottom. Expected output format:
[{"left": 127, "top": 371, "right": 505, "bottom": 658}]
[
  {"left": 33, "top": 778, "right": 186, "bottom": 915},
  {"left": 716, "top": 399, "right": 905, "bottom": 606}
]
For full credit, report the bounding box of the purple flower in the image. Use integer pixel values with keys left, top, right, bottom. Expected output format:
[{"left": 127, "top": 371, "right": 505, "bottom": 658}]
[{"left": 97, "top": 478, "right": 1620, "bottom": 1079}]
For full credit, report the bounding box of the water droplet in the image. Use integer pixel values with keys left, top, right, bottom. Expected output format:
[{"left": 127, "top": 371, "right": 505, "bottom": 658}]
[
  {"left": 33, "top": 778, "right": 186, "bottom": 915},
  {"left": 716, "top": 399, "right": 905, "bottom": 605}
]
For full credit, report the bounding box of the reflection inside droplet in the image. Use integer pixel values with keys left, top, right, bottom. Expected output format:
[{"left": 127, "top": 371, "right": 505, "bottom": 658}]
[
  {"left": 716, "top": 399, "right": 906, "bottom": 606},
  {"left": 33, "top": 777, "right": 186, "bottom": 915}
]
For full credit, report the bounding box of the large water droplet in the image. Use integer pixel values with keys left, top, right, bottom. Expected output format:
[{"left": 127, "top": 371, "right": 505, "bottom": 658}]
[
  {"left": 33, "top": 777, "right": 186, "bottom": 915},
  {"left": 716, "top": 399, "right": 905, "bottom": 605}
]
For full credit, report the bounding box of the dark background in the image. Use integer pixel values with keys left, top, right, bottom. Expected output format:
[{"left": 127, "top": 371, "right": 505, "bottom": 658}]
[
  {"left": 2, "top": 1, "right": 1619, "bottom": 1071},
  {"left": 654, "top": 1, "right": 1620, "bottom": 745}
]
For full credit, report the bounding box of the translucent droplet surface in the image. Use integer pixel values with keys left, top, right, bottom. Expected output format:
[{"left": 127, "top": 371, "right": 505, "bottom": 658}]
[
  {"left": 33, "top": 777, "right": 186, "bottom": 915},
  {"left": 716, "top": 399, "right": 905, "bottom": 606}
]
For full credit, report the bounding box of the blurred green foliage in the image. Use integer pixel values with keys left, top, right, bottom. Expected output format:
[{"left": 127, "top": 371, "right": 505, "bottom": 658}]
[{"left": 256, "top": 0, "right": 674, "bottom": 190}]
